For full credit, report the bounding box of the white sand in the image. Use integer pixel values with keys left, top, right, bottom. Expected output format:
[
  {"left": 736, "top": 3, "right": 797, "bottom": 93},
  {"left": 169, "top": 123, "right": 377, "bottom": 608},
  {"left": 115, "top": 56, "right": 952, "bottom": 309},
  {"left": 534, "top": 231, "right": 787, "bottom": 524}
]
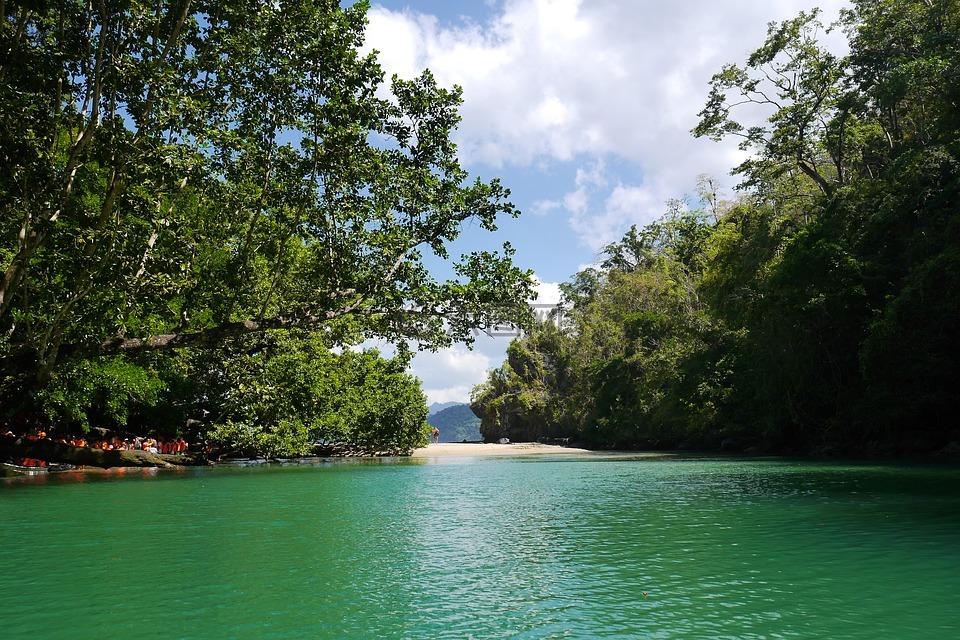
[{"left": 411, "top": 442, "right": 596, "bottom": 457}]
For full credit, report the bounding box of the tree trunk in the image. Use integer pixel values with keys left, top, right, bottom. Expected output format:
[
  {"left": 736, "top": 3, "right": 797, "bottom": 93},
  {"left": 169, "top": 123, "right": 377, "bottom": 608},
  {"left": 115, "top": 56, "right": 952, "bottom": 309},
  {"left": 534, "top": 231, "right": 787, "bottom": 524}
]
[{"left": 0, "top": 434, "right": 207, "bottom": 469}]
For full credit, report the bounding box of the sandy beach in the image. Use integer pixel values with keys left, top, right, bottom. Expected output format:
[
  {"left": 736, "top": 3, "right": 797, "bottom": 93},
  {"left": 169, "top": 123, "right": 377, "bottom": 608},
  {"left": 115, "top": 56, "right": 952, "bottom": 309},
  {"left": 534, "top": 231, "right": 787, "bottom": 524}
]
[{"left": 411, "top": 442, "right": 597, "bottom": 457}]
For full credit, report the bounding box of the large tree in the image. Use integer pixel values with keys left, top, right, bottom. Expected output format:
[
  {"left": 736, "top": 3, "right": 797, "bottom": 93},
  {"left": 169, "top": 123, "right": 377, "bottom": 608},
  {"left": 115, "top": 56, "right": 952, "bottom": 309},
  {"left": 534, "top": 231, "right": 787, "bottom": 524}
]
[
  {"left": 0, "top": 4, "right": 533, "bottom": 383},
  {"left": 0, "top": 0, "right": 534, "bottom": 463}
]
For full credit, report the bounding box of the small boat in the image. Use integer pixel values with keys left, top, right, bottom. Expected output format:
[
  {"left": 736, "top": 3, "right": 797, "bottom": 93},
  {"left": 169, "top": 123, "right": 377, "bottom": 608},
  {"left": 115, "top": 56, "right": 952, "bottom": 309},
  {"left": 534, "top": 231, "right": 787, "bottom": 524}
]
[
  {"left": 1, "top": 462, "right": 50, "bottom": 476},
  {"left": 0, "top": 462, "right": 76, "bottom": 477}
]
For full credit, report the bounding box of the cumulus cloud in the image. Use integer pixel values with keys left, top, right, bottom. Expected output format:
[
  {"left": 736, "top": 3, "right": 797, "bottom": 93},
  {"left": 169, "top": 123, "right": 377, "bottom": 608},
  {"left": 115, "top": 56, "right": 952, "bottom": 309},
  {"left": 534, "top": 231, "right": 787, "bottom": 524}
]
[
  {"left": 365, "top": 0, "right": 849, "bottom": 248},
  {"left": 409, "top": 344, "right": 492, "bottom": 403},
  {"left": 533, "top": 276, "right": 562, "bottom": 305},
  {"left": 407, "top": 272, "right": 564, "bottom": 404}
]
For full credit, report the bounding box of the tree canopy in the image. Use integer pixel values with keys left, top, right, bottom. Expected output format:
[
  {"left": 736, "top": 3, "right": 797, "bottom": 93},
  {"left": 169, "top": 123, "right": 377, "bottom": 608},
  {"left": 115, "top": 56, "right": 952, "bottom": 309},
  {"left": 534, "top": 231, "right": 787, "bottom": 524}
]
[
  {"left": 473, "top": 0, "right": 960, "bottom": 456},
  {"left": 1, "top": 0, "right": 534, "bottom": 461}
]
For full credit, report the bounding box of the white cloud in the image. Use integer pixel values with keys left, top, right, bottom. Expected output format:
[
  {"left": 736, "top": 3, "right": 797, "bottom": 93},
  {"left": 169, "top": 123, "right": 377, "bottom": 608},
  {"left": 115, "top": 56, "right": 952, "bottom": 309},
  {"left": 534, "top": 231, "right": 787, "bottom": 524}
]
[
  {"left": 414, "top": 345, "right": 491, "bottom": 385},
  {"left": 563, "top": 188, "right": 589, "bottom": 217},
  {"left": 575, "top": 160, "right": 607, "bottom": 189},
  {"left": 408, "top": 271, "right": 564, "bottom": 404},
  {"left": 533, "top": 277, "right": 562, "bottom": 305},
  {"left": 409, "top": 340, "right": 497, "bottom": 404},
  {"left": 549, "top": 160, "right": 664, "bottom": 251},
  {"left": 425, "top": 385, "right": 478, "bottom": 405},
  {"left": 365, "top": 0, "right": 850, "bottom": 248},
  {"left": 367, "top": 0, "right": 847, "bottom": 163},
  {"left": 530, "top": 199, "right": 561, "bottom": 216}
]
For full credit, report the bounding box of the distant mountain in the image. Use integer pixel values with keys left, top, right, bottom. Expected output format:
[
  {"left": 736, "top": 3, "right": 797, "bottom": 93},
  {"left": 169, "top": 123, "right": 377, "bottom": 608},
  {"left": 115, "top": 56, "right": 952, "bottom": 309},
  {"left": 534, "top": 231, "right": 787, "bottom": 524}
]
[
  {"left": 426, "top": 404, "right": 482, "bottom": 442},
  {"left": 428, "top": 401, "right": 460, "bottom": 415}
]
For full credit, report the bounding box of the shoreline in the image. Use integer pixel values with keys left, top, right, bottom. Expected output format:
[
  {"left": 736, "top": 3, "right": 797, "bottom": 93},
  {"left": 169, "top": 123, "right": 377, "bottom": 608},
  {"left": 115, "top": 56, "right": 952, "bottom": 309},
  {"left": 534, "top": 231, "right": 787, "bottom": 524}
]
[
  {"left": 410, "top": 442, "right": 670, "bottom": 458},
  {"left": 411, "top": 442, "right": 590, "bottom": 457}
]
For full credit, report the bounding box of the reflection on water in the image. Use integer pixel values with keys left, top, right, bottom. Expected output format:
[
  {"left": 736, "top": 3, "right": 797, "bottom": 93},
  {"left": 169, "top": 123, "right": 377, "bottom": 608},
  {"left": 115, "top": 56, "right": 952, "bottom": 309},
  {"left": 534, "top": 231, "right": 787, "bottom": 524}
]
[{"left": 2, "top": 457, "right": 959, "bottom": 638}]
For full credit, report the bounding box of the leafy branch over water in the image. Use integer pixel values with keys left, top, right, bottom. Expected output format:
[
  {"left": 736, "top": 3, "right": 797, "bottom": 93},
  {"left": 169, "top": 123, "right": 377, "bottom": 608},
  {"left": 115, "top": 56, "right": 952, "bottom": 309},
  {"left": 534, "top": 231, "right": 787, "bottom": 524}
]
[{"left": 0, "top": 0, "right": 534, "bottom": 461}]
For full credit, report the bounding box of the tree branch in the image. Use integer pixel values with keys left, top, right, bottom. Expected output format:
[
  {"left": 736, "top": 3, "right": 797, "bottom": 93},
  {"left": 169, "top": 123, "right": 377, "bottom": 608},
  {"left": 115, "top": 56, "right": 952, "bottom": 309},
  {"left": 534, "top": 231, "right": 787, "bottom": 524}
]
[{"left": 797, "top": 160, "right": 833, "bottom": 196}]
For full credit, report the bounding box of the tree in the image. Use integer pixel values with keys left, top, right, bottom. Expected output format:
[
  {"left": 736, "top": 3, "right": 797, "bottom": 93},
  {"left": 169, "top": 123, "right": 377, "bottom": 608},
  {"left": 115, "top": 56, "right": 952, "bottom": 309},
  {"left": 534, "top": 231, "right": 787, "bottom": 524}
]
[
  {"left": 201, "top": 332, "right": 430, "bottom": 457},
  {"left": 0, "top": 1, "right": 534, "bottom": 461},
  {"left": 472, "top": 205, "right": 728, "bottom": 449},
  {"left": 841, "top": 0, "right": 960, "bottom": 153},
  {"left": 693, "top": 10, "right": 846, "bottom": 196},
  {"left": 693, "top": 0, "right": 960, "bottom": 452},
  {"left": 0, "top": 0, "right": 533, "bottom": 383}
]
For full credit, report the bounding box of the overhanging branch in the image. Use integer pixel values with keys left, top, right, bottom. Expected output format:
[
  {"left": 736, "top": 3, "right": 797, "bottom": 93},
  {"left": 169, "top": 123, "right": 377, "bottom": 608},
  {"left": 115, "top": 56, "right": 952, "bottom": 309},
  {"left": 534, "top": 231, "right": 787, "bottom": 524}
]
[{"left": 0, "top": 301, "right": 452, "bottom": 375}]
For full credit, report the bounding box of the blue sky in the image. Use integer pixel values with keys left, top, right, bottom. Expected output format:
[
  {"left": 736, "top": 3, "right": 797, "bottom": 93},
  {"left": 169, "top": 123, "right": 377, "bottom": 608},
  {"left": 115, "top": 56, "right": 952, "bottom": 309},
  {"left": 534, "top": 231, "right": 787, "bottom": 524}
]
[{"left": 359, "top": 0, "right": 850, "bottom": 404}]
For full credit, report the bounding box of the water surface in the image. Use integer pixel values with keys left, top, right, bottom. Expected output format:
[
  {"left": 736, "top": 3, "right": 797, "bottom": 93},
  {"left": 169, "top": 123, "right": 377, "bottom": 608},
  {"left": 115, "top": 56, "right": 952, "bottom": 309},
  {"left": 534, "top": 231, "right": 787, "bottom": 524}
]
[{"left": 2, "top": 455, "right": 959, "bottom": 639}]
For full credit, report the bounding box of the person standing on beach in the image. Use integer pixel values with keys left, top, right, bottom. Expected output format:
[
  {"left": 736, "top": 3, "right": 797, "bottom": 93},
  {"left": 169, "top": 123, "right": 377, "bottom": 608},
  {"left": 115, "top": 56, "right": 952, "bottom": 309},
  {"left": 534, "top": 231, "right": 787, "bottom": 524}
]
[{"left": 432, "top": 427, "right": 440, "bottom": 443}]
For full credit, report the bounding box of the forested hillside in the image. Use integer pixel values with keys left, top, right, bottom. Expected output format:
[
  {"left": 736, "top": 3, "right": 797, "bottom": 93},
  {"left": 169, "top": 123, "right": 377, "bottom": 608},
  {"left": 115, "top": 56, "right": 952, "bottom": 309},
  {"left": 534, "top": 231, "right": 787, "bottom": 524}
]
[
  {"left": 427, "top": 404, "right": 482, "bottom": 442},
  {"left": 472, "top": 0, "right": 960, "bottom": 455}
]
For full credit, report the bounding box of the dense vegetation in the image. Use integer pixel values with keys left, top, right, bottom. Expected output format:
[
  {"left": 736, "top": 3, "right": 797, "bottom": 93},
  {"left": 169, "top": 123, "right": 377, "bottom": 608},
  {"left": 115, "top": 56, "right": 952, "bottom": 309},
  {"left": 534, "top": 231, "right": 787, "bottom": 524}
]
[
  {"left": 0, "top": 0, "right": 534, "bottom": 462},
  {"left": 427, "top": 404, "right": 482, "bottom": 443},
  {"left": 473, "top": 0, "right": 960, "bottom": 456}
]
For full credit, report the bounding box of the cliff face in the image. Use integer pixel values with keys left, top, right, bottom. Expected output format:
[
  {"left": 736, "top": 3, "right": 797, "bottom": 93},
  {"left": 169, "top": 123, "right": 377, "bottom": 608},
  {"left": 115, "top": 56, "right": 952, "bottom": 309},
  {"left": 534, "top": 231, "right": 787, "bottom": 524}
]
[{"left": 470, "top": 397, "right": 567, "bottom": 443}]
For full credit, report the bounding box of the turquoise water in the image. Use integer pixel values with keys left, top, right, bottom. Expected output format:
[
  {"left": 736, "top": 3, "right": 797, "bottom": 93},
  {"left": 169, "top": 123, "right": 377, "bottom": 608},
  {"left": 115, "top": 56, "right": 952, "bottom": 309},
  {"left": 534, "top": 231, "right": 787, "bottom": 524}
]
[{"left": 2, "top": 455, "right": 959, "bottom": 639}]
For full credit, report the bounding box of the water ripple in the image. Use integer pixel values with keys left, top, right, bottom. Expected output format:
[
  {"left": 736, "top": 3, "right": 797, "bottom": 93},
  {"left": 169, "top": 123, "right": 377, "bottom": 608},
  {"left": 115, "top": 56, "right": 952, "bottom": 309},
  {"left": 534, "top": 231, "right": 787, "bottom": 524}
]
[{"left": 2, "top": 458, "right": 960, "bottom": 638}]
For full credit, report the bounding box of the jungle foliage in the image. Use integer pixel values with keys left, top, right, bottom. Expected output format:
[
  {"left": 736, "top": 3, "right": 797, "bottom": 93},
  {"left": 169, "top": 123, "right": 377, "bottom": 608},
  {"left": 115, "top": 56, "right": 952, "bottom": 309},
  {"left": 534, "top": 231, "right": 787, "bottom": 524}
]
[
  {"left": 0, "top": 0, "right": 534, "bottom": 457},
  {"left": 473, "top": 0, "right": 960, "bottom": 455},
  {"left": 426, "top": 404, "right": 482, "bottom": 443}
]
